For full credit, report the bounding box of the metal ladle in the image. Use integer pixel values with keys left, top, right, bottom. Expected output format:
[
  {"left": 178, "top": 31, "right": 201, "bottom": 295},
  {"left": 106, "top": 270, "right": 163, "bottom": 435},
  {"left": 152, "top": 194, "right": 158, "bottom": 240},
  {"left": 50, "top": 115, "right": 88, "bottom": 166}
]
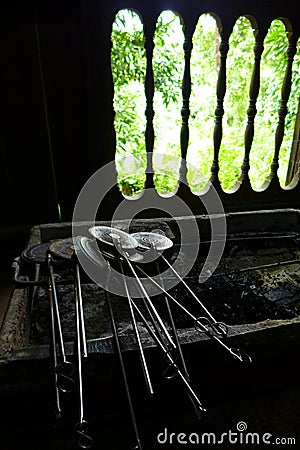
[
  {"left": 77, "top": 233, "right": 143, "bottom": 448},
  {"left": 105, "top": 254, "right": 205, "bottom": 435},
  {"left": 132, "top": 232, "right": 228, "bottom": 338},
  {"left": 87, "top": 229, "right": 205, "bottom": 417},
  {"left": 131, "top": 232, "right": 251, "bottom": 363},
  {"left": 87, "top": 228, "right": 158, "bottom": 396},
  {"left": 89, "top": 226, "right": 177, "bottom": 351}
]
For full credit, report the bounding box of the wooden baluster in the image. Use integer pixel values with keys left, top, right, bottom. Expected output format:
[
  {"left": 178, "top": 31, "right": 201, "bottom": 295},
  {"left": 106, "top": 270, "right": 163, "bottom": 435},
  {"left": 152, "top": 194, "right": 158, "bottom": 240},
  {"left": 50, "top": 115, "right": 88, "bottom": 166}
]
[
  {"left": 269, "top": 27, "right": 297, "bottom": 183},
  {"left": 180, "top": 21, "right": 194, "bottom": 184},
  {"left": 144, "top": 20, "right": 156, "bottom": 189},
  {"left": 211, "top": 26, "right": 229, "bottom": 186},
  {"left": 240, "top": 24, "right": 266, "bottom": 184}
]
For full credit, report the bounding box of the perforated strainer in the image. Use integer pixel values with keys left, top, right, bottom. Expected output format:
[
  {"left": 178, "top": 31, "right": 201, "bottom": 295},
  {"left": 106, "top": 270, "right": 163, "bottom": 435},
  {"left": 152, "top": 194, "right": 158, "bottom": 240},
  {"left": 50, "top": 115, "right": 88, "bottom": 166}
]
[
  {"left": 89, "top": 226, "right": 139, "bottom": 250},
  {"left": 131, "top": 232, "right": 173, "bottom": 251}
]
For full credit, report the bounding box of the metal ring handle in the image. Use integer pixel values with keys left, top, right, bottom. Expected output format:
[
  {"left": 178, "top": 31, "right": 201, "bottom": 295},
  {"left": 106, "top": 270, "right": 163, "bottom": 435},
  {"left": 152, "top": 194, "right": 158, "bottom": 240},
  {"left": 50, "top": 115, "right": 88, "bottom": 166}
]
[
  {"left": 210, "top": 321, "right": 228, "bottom": 338},
  {"left": 194, "top": 317, "right": 228, "bottom": 338},
  {"left": 55, "top": 361, "right": 75, "bottom": 393},
  {"left": 194, "top": 316, "right": 211, "bottom": 333},
  {"left": 75, "top": 420, "right": 94, "bottom": 449}
]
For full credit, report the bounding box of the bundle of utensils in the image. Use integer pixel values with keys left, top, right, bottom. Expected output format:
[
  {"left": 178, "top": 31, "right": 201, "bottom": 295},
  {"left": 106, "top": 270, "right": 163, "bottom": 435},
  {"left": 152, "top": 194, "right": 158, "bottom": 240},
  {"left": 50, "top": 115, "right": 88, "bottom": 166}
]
[
  {"left": 76, "top": 225, "right": 252, "bottom": 449},
  {"left": 12, "top": 225, "right": 251, "bottom": 449}
]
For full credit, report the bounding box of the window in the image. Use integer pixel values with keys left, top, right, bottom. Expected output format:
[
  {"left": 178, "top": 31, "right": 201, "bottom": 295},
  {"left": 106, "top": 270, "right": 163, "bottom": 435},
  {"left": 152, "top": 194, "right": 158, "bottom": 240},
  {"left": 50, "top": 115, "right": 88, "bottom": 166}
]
[{"left": 111, "top": 10, "right": 300, "bottom": 196}]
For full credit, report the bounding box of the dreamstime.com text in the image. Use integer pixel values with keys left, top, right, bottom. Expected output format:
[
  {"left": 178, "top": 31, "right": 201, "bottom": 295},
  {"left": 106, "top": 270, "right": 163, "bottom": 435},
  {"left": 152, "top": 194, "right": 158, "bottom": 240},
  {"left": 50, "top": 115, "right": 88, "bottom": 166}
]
[{"left": 157, "top": 422, "right": 296, "bottom": 446}]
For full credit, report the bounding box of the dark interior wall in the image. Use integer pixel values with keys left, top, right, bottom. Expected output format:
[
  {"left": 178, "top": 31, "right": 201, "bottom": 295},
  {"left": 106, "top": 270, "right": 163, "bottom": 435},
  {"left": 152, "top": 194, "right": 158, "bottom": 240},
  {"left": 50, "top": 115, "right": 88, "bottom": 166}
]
[
  {"left": 0, "top": 1, "right": 84, "bottom": 226},
  {"left": 0, "top": 0, "right": 300, "bottom": 235},
  {"left": 0, "top": 0, "right": 112, "bottom": 227}
]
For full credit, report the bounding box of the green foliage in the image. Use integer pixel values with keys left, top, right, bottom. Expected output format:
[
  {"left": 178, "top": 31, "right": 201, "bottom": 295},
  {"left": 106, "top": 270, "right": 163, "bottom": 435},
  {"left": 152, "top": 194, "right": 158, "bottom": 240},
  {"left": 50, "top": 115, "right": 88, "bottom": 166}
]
[
  {"left": 111, "top": 10, "right": 300, "bottom": 195},
  {"left": 153, "top": 15, "right": 183, "bottom": 107}
]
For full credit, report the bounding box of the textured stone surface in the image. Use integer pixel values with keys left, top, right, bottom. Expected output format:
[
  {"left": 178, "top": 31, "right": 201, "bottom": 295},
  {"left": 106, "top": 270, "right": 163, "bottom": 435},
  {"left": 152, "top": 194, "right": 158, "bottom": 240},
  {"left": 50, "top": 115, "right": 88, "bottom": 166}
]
[{"left": 2, "top": 212, "right": 300, "bottom": 362}]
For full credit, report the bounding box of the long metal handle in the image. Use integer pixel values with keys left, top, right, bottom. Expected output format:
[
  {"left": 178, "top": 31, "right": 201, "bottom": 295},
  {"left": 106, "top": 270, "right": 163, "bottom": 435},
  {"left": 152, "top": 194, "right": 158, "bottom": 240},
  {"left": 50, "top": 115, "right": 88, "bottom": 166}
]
[
  {"left": 74, "top": 278, "right": 93, "bottom": 449},
  {"left": 75, "top": 263, "right": 88, "bottom": 358},
  {"left": 47, "top": 264, "right": 62, "bottom": 418},
  {"left": 48, "top": 254, "right": 75, "bottom": 394},
  {"left": 156, "top": 263, "right": 190, "bottom": 382},
  {"left": 161, "top": 255, "right": 218, "bottom": 325},
  {"left": 49, "top": 262, "right": 66, "bottom": 361},
  {"left": 75, "top": 283, "right": 84, "bottom": 423},
  {"left": 105, "top": 290, "right": 143, "bottom": 450},
  {"left": 124, "top": 254, "right": 176, "bottom": 350},
  {"left": 119, "top": 261, "right": 154, "bottom": 397},
  {"left": 130, "top": 297, "right": 206, "bottom": 414}
]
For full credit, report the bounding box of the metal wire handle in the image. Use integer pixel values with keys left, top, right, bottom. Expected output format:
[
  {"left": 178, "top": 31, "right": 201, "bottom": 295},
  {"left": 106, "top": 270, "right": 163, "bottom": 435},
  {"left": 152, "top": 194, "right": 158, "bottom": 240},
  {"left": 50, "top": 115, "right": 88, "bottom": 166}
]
[
  {"left": 162, "top": 349, "right": 180, "bottom": 380},
  {"left": 135, "top": 265, "right": 251, "bottom": 363},
  {"left": 229, "top": 347, "right": 252, "bottom": 363}
]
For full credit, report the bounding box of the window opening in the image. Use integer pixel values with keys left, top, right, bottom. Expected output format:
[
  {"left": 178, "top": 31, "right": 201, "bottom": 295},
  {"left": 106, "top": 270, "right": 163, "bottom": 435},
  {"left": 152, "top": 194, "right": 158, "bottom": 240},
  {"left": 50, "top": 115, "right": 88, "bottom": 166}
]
[
  {"left": 111, "top": 9, "right": 146, "bottom": 197},
  {"left": 152, "top": 10, "right": 184, "bottom": 196},
  {"left": 250, "top": 19, "right": 289, "bottom": 189},
  {"left": 219, "top": 16, "right": 254, "bottom": 192},
  {"left": 187, "top": 13, "right": 218, "bottom": 193}
]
